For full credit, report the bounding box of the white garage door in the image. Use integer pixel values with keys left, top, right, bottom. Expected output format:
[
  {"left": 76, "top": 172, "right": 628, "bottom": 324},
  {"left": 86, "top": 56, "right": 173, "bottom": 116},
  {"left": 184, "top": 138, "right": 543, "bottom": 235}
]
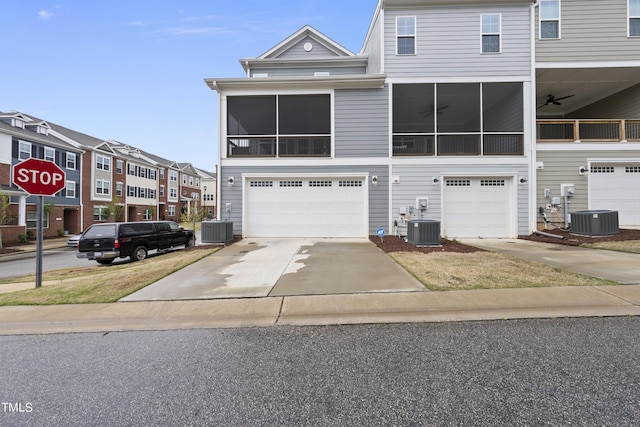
[
  {"left": 245, "top": 177, "right": 367, "bottom": 237},
  {"left": 443, "top": 177, "right": 513, "bottom": 238},
  {"left": 590, "top": 164, "right": 640, "bottom": 227}
]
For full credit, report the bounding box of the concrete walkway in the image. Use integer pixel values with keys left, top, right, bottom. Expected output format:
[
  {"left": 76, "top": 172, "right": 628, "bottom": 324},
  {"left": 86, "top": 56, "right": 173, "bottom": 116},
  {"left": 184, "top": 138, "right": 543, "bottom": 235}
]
[
  {"left": 1, "top": 285, "right": 639, "bottom": 335},
  {"left": 461, "top": 238, "right": 640, "bottom": 285}
]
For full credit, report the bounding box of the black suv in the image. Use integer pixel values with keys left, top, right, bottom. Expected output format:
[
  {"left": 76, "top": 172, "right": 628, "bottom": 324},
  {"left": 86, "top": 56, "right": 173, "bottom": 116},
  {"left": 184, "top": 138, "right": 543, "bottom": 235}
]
[{"left": 77, "top": 221, "right": 195, "bottom": 264}]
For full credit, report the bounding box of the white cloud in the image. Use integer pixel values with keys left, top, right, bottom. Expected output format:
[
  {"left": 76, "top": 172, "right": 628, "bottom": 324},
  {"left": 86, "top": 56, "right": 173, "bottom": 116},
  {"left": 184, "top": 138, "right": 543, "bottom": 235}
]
[{"left": 38, "top": 9, "right": 53, "bottom": 20}]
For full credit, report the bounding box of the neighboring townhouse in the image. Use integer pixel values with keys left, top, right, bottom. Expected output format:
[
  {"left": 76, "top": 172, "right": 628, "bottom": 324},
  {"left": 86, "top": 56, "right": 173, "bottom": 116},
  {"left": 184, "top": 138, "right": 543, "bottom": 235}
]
[
  {"left": 206, "top": 0, "right": 536, "bottom": 238},
  {"left": 176, "top": 163, "right": 202, "bottom": 218},
  {"left": 1, "top": 110, "right": 212, "bottom": 244},
  {"left": 534, "top": 0, "right": 640, "bottom": 228},
  {"left": 0, "top": 111, "right": 83, "bottom": 239},
  {"left": 195, "top": 168, "right": 217, "bottom": 219}
]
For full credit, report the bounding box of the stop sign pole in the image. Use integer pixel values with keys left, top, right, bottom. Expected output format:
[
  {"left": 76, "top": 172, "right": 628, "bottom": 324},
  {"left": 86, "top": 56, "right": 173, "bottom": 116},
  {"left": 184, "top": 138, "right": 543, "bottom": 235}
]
[{"left": 12, "top": 159, "right": 66, "bottom": 288}]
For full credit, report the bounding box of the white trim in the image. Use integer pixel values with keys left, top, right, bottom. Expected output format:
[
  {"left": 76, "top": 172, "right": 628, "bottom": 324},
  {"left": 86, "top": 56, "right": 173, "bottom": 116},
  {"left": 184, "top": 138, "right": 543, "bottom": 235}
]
[
  {"left": 391, "top": 157, "right": 529, "bottom": 166},
  {"left": 537, "top": 60, "right": 640, "bottom": 68},
  {"left": 537, "top": 143, "right": 640, "bottom": 151},
  {"left": 387, "top": 75, "right": 531, "bottom": 84},
  {"left": 222, "top": 158, "right": 389, "bottom": 167},
  {"left": 586, "top": 157, "right": 640, "bottom": 163}
]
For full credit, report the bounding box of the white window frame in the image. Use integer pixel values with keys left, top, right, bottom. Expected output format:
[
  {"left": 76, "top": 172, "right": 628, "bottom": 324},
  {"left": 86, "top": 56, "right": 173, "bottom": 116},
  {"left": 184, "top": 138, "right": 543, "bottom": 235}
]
[
  {"left": 168, "top": 205, "right": 176, "bottom": 217},
  {"left": 116, "top": 182, "right": 123, "bottom": 196},
  {"left": 195, "top": 178, "right": 200, "bottom": 188},
  {"left": 116, "top": 159, "right": 123, "bottom": 174},
  {"left": 539, "top": 0, "right": 561, "bottom": 40},
  {"left": 66, "top": 152, "right": 76, "bottom": 170},
  {"left": 143, "top": 209, "right": 152, "bottom": 220},
  {"left": 19, "top": 141, "right": 31, "bottom": 160},
  {"left": 182, "top": 174, "right": 187, "bottom": 184},
  {"left": 27, "top": 211, "right": 49, "bottom": 228},
  {"left": 481, "top": 14, "right": 502, "bottom": 53},
  {"left": 96, "top": 179, "right": 110, "bottom": 195},
  {"left": 170, "top": 171, "right": 178, "bottom": 182},
  {"left": 396, "top": 16, "right": 416, "bottom": 55},
  {"left": 65, "top": 181, "right": 76, "bottom": 198},
  {"left": 159, "top": 168, "right": 165, "bottom": 179},
  {"left": 160, "top": 185, "right": 165, "bottom": 197},
  {"left": 44, "top": 147, "right": 55, "bottom": 162},
  {"left": 170, "top": 188, "right": 177, "bottom": 198},
  {"left": 96, "top": 154, "right": 110, "bottom": 171},
  {"left": 630, "top": 0, "right": 640, "bottom": 37},
  {"left": 93, "top": 206, "right": 107, "bottom": 221}
]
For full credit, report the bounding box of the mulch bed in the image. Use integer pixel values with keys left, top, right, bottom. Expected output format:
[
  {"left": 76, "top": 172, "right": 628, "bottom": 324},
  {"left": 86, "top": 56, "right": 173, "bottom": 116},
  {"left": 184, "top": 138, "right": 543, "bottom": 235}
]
[
  {"left": 0, "top": 247, "right": 22, "bottom": 255},
  {"left": 520, "top": 228, "right": 640, "bottom": 246},
  {"left": 369, "top": 235, "right": 484, "bottom": 254}
]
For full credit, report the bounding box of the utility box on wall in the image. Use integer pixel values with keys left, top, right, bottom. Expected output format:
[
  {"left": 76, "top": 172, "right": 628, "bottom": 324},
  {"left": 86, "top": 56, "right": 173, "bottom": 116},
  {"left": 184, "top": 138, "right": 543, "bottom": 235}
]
[{"left": 406, "top": 220, "right": 440, "bottom": 246}]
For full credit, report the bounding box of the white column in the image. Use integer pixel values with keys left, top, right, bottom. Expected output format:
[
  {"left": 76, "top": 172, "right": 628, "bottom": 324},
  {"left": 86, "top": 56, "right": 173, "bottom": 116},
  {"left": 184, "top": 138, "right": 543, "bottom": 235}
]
[{"left": 18, "top": 195, "right": 26, "bottom": 226}]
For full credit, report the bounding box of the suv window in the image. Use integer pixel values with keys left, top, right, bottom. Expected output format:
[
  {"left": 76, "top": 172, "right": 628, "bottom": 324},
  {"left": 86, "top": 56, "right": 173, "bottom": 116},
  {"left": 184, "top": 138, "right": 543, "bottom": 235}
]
[
  {"left": 131, "top": 223, "right": 154, "bottom": 234},
  {"left": 169, "top": 222, "right": 180, "bottom": 231},
  {"left": 84, "top": 224, "right": 116, "bottom": 238},
  {"left": 156, "top": 222, "right": 170, "bottom": 232}
]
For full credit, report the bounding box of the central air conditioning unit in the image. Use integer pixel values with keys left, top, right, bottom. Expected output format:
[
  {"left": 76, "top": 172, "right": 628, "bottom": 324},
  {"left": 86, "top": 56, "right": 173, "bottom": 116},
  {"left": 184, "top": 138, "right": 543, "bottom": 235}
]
[
  {"left": 570, "top": 210, "right": 619, "bottom": 236},
  {"left": 406, "top": 220, "right": 440, "bottom": 246},
  {"left": 201, "top": 220, "right": 234, "bottom": 243}
]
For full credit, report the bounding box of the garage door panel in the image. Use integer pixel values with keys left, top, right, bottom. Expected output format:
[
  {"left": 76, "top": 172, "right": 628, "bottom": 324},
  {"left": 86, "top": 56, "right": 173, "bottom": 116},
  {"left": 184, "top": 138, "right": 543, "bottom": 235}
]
[
  {"left": 245, "top": 177, "right": 366, "bottom": 238},
  {"left": 443, "top": 177, "right": 511, "bottom": 238},
  {"left": 591, "top": 164, "right": 640, "bottom": 226}
]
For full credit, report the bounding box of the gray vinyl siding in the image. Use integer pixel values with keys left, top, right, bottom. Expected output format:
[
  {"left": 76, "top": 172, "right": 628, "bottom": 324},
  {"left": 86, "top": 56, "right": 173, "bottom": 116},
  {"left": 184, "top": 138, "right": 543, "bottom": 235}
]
[
  {"left": 250, "top": 65, "right": 366, "bottom": 77},
  {"left": 536, "top": 148, "right": 640, "bottom": 218},
  {"left": 277, "top": 36, "right": 342, "bottom": 59},
  {"left": 219, "top": 165, "right": 388, "bottom": 235},
  {"left": 392, "top": 163, "right": 530, "bottom": 236},
  {"left": 568, "top": 84, "right": 640, "bottom": 119},
  {"left": 362, "top": 9, "right": 383, "bottom": 74},
  {"left": 384, "top": 5, "right": 531, "bottom": 78},
  {"left": 536, "top": 0, "right": 640, "bottom": 62},
  {"left": 334, "top": 85, "right": 389, "bottom": 158}
]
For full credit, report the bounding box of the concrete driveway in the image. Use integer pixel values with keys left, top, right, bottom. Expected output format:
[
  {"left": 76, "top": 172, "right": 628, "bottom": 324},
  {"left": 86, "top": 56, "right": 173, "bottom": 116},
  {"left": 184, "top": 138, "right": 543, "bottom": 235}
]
[{"left": 121, "top": 238, "right": 426, "bottom": 301}]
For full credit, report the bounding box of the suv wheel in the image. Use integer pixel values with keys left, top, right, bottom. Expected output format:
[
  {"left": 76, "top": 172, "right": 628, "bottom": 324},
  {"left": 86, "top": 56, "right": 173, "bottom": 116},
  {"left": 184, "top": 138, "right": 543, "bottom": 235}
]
[{"left": 131, "top": 246, "right": 148, "bottom": 262}]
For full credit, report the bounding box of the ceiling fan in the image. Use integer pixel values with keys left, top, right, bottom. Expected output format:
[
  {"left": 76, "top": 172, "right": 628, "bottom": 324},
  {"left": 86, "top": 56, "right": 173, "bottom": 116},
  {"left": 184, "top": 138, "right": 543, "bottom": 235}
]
[
  {"left": 420, "top": 104, "right": 449, "bottom": 117},
  {"left": 537, "top": 94, "right": 574, "bottom": 110}
]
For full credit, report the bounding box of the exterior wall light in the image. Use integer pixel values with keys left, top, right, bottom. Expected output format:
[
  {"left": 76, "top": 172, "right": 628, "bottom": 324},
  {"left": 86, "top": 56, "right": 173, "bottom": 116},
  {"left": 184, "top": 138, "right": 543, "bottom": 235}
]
[
  {"left": 371, "top": 175, "right": 378, "bottom": 186},
  {"left": 519, "top": 177, "right": 528, "bottom": 184},
  {"left": 227, "top": 176, "right": 235, "bottom": 187}
]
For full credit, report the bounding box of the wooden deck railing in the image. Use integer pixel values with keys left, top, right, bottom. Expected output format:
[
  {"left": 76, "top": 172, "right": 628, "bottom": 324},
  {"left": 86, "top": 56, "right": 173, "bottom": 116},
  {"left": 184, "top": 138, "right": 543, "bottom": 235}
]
[{"left": 537, "top": 119, "right": 640, "bottom": 142}]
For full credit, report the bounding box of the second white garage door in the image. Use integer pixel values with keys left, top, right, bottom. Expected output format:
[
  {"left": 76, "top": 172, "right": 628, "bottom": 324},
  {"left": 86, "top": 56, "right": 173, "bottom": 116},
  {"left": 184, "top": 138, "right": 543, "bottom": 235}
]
[
  {"left": 244, "top": 176, "right": 368, "bottom": 238},
  {"left": 443, "top": 177, "right": 513, "bottom": 238},
  {"left": 590, "top": 164, "right": 640, "bottom": 227}
]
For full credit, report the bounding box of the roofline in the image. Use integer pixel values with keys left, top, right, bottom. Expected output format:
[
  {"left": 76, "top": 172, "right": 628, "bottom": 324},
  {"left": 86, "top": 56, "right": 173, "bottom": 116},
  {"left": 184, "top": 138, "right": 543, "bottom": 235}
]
[
  {"left": 0, "top": 126, "right": 84, "bottom": 154},
  {"left": 240, "top": 56, "right": 369, "bottom": 73},
  {"left": 257, "top": 25, "right": 355, "bottom": 60},
  {"left": 205, "top": 74, "right": 387, "bottom": 92}
]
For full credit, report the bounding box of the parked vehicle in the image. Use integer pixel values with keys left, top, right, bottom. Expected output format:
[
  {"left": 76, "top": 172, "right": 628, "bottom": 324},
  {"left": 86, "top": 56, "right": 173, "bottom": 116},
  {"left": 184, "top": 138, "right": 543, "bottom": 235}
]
[
  {"left": 67, "top": 235, "right": 81, "bottom": 247},
  {"left": 77, "top": 221, "right": 195, "bottom": 264}
]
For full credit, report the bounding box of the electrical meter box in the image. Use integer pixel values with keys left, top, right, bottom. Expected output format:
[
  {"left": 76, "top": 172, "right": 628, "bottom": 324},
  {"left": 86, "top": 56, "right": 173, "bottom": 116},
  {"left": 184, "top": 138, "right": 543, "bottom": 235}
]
[
  {"left": 416, "top": 198, "right": 428, "bottom": 210},
  {"left": 560, "top": 184, "right": 575, "bottom": 197}
]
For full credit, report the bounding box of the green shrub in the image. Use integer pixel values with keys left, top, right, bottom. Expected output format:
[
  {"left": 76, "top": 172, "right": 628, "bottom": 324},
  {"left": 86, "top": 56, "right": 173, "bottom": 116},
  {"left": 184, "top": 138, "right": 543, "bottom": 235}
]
[
  {"left": 18, "top": 233, "right": 28, "bottom": 243},
  {"left": 26, "top": 230, "right": 35, "bottom": 240}
]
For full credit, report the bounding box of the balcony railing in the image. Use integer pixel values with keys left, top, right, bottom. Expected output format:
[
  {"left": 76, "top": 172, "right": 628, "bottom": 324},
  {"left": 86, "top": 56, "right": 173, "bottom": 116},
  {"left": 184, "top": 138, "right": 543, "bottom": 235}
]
[
  {"left": 537, "top": 119, "right": 640, "bottom": 142},
  {"left": 227, "top": 136, "right": 331, "bottom": 157}
]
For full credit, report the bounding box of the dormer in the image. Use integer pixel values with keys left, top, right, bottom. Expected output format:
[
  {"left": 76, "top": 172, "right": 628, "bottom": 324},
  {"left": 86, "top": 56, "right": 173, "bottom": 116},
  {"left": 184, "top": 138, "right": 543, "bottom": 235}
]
[
  {"left": 24, "top": 120, "right": 51, "bottom": 136},
  {"left": 0, "top": 111, "right": 28, "bottom": 129}
]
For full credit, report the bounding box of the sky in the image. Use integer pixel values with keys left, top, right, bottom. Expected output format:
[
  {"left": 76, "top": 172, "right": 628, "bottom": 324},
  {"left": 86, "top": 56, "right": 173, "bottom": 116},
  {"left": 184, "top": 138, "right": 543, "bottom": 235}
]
[{"left": 0, "top": 0, "right": 377, "bottom": 172}]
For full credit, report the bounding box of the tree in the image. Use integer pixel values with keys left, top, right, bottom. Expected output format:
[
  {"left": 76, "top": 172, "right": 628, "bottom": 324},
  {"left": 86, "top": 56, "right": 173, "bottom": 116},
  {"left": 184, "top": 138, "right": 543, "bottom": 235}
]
[{"left": 0, "top": 190, "right": 10, "bottom": 225}]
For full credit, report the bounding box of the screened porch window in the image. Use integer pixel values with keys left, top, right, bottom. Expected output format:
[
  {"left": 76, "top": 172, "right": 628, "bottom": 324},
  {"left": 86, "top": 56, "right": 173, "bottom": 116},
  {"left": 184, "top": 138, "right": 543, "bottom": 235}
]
[
  {"left": 392, "top": 82, "right": 523, "bottom": 156},
  {"left": 227, "top": 94, "right": 330, "bottom": 157}
]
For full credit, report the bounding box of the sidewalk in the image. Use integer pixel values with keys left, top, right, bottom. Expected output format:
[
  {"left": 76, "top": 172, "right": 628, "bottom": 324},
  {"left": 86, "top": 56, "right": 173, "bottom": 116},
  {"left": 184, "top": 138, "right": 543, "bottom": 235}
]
[{"left": 1, "top": 285, "right": 639, "bottom": 335}]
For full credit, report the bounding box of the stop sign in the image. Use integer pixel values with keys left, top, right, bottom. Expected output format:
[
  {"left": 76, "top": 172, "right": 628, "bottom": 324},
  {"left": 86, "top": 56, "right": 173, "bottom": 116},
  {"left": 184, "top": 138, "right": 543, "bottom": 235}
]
[{"left": 12, "top": 158, "right": 66, "bottom": 196}]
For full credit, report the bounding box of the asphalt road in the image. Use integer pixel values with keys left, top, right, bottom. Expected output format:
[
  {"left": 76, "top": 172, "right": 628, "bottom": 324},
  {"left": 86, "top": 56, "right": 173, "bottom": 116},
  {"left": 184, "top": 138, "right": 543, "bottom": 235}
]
[
  {"left": 0, "top": 248, "right": 90, "bottom": 280},
  {"left": 1, "top": 317, "right": 639, "bottom": 426}
]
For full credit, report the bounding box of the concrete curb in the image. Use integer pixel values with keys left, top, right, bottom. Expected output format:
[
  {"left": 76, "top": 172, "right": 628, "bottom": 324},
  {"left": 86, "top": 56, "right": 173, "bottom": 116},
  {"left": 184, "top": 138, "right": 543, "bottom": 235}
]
[{"left": 1, "top": 285, "right": 639, "bottom": 335}]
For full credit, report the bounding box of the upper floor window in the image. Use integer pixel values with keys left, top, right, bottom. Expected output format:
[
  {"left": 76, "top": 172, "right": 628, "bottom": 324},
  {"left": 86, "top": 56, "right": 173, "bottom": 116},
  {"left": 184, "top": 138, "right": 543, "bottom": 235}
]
[
  {"left": 19, "top": 141, "right": 31, "bottom": 160},
  {"left": 631, "top": 0, "right": 640, "bottom": 36},
  {"left": 396, "top": 16, "right": 416, "bottom": 55},
  {"left": 66, "top": 152, "right": 76, "bottom": 170},
  {"left": 116, "top": 159, "right": 123, "bottom": 174},
  {"left": 116, "top": 182, "right": 123, "bottom": 197},
  {"left": 540, "top": 0, "right": 560, "bottom": 39},
  {"left": 182, "top": 174, "right": 187, "bottom": 184},
  {"left": 96, "top": 179, "right": 110, "bottom": 195},
  {"left": 481, "top": 14, "right": 501, "bottom": 53},
  {"left": 44, "top": 147, "right": 55, "bottom": 162},
  {"left": 65, "top": 181, "right": 76, "bottom": 198},
  {"left": 189, "top": 176, "right": 194, "bottom": 186},
  {"left": 96, "top": 155, "right": 110, "bottom": 171},
  {"left": 170, "top": 171, "right": 178, "bottom": 182},
  {"left": 195, "top": 178, "right": 200, "bottom": 188},
  {"left": 149, "top": 169, "right": 156, "bottom": 180},
  {"left": 159, "top": 168, "right": 165, "bottom": 179},
  {"left": 227, "top": 94, "right": 331, "bottom": 158}
]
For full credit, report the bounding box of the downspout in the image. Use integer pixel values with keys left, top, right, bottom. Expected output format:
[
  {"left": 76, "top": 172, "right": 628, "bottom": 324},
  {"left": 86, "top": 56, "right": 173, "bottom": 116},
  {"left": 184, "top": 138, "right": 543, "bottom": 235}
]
[{"left": 530, "top": 0, "right": 539, "bottom": 234}]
